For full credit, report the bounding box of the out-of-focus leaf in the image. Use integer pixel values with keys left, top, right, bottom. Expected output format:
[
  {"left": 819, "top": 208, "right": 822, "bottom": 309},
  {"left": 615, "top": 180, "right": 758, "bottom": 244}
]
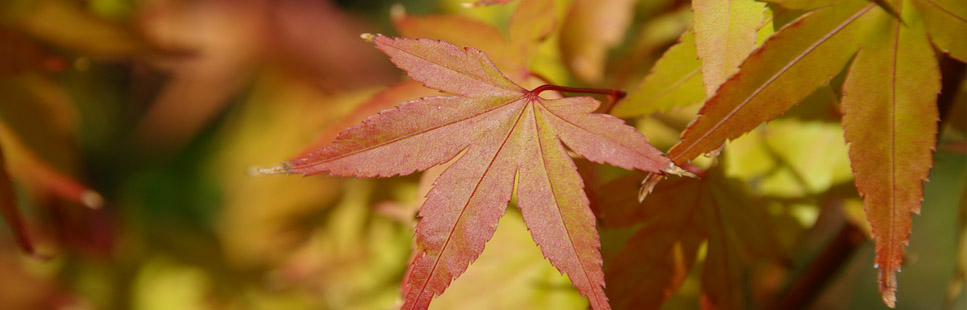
[
  {"left": 393, "top": 0, "right": 555, "bottom": 80},
  {"left": 0, "top": 122, "right": 102, "bottom": 209},
  {"left": 393, "top": 12, "right": 519, "bottom": 75},
  {"left": 0, "top": 74, "right": 77, "bottom": 167},
  {"left": 559, "top": 0, "right": 636, "bottom": 84},
  {"left": 1, "top": 0, "right": 154, "bottom": 57},
  {"left": 701, "top": 171, "right": 786, "bottom": 310},
  {"left": 0, "top": 256, "right": 75, "bottom": 308},
  {"left": 271, "top": 0, "right": 397, "bottom": 90},
  {"left": 132, "top": 259, "right": 211, "bottom": 310},
  {"left": 132, "top": 0, "right": 265, "bottom": 151},
  {"left": 376, "top": 160, "right": 453, "bottom": 227},
  {"left": 463, "top": 0, "right": 515, "bottom": 7},
  {"left": 277, "top": 180, "right": 411, "bottom": 309},
  {"left": 0, "top": 29, "right": 65, "bottom": 74},
  {"left": 762, "top": 119, "right": 853, "bottom": 194},
  {"left": 209, "top": 73, "right": 372, "bottom": 267},
  {"left": 597, "top": 170, "right": 784, "bottom": 310},
  {"left": 601, "top": 175, "right": 704, "bottom": 310},
  {"left": 134, "top": 0, "right": 394, "bottom": 151},
  {"left": 430, "top": 210, "right": 586, "bottom": 310},
  {"left": 0, "top": 144, "right": 36, "bottom": 255},
  {"left": 612, "top": 31, "right": 705, "bottom": 117},
  {"left": 508, "top": 0, "right": 555, "bottom": 71},
  {"left": 947, "top": 171, "right": 966, "bottom": 308},
  {"left": 292, "top": 80, "right": 440, "bottom": 159},
  {"left": 840, "top": 1, "right": 940, "bottom": 306},
  {"left": 609, "top": 6, "right": 692, "bottom": 87},
  {"left": 693, "top": 0, "right": 767, "bottom": 98},
  {"left": 911, "top": 0, "right": 967, "bottom": 61}
]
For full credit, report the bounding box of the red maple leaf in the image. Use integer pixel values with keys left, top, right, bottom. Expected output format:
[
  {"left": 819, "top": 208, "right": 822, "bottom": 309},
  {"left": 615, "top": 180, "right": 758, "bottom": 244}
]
[{"left": 269, "top": 34, "right": 680, "bottom": 309}]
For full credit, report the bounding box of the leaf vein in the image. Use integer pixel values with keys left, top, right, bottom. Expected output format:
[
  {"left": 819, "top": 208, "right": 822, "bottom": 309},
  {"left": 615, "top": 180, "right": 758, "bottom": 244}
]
[
  {"left": 533, "top": 105, "right": 605, "bottom": 306},
  {"left": 673, "top": 3, "right": 876, "bottom": 162},
  {"left": 409, "top": 101, "right": 528, "bottom": 306},
  {"left": 292, "top": 96, "right": 520, "bottom": 172}
]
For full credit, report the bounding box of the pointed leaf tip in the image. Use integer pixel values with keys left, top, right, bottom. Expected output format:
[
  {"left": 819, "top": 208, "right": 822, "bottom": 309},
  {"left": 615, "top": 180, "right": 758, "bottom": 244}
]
[
  {"left": 637, "top": 173, "right": 665, "bottom": 202},
  {"left": 360, "top": 33, "right": 377, "bottom": 43},
  {"left": 284, "top": 35, "right": 668, "bottom": 309}
]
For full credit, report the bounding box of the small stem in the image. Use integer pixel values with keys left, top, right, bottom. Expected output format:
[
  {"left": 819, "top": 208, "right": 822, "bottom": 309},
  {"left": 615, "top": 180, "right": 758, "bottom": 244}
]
[{"left": 530, "top": 85, "right": 627, "bottom": 102}]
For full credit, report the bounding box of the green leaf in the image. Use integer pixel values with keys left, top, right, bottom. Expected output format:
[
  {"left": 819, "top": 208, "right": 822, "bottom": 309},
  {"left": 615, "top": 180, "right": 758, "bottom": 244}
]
[
  {"left": 611, "top": 31, "right": 705, "bottom": 117},
  {"left": 911, "top": 0, "right": 967, "bottom": 61},
  {"left": 693, "top": 0, "right": 768, "bottom": 97},
  {"left": 666, "top": 0, "right": 876, "bottom": 163}
]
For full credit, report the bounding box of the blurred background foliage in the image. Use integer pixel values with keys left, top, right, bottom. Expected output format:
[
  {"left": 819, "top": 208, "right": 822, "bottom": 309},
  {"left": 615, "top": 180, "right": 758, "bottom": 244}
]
[{"left": 0, "top": 0, "right": 963, "bottom": 309}]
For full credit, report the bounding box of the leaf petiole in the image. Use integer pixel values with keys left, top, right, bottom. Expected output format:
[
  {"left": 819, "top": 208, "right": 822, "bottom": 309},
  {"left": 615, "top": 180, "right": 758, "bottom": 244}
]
[
  {"left": 529, "top": 85, "right": 627, "bottom": 114},
  {"left": 529, "top": 84, "right": 627, "bottom": 102}
]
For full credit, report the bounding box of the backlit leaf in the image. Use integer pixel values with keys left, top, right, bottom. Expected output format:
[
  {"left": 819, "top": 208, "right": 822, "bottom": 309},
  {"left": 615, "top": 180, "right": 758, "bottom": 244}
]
[
  {"left": 700, "top": 171, "right": 785, "bottom": 310},
  {"left": 692, "top": 0, "right": 767, "bottom": 97},
  {"left": 666, "top": 0, "right": 876, "bottom": 163},
  {"left": 840, "top": 1, "right": 940, "bottom": 306},
  {"left": 292, "top": 80, "right": 440, "bottom": 159},
  {"left": 911, "top": 0, "right": 967, "bottom": 61},
  {"left": 611, "top": 31, "right": 705, "bottom": 117},
  {"left": 429, "top": 210, "right": 585, "bottom": 309},
  {"left": 644, "top": 0, "right": 947, "bottom": 305},
  {"left": 597, "top": 170, "right": 783, "bottom": 310},
  {"left": 393, "top": 13, "right": 520, "bottom": 75},
  {"left": 601, "top": 176, "right": 704, "bottom": 310},
  {"left": 279, "top": 35, "right": 674, "bottom": 310},
  {"left": 394, "top": 0, "right": 555, "bottom": 80},
  {"left": 508, "top": 0, "right": 555, "bottom": 70}
]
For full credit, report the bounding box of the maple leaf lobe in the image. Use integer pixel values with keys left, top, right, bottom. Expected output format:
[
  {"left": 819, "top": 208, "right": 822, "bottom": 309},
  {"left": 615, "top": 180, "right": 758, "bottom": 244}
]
[{"left": 279, "top": 34, "right": 677, "bottom": 310}]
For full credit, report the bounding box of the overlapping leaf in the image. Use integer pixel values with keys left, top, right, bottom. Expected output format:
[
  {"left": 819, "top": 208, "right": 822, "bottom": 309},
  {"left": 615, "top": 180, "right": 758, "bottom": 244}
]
[
  {"left": 611, "top": 31, "right": 705, "bottom": 117},
  {"left": 277, "top": 35, "right": 675, "bottom": 310},
  {"left": 597, "top": 170, "right": 783, "bottom": 310},
  {"left": 840, "top": 1, "right": 940, "bottom": 305},
  {"left": 620, "top": 0, "right": 951, "bottom": 306},
  {"left": 662, "top": 0, "right": 874, "bottom": 163},
  {"left": 393, "top": 0, "right": 554, "bottom": 81},
  {"left": 559, "top": 0, "right": 636, "bottom": 83},
  {"left": 598, "top": 175, "right": 704, "bottom": 310},
  {"left": 911, "top": 0, "right": 966, "bottom": 61},
  {"left": 612, "top": 3, "right": 773, "bottom": 117},
  {"left": 692, "top": 0, "right": 767, "bottom": 97},
  {"left": 0, "top": 144, "right": 36, "bottom": 255},
  {"left": 0, "top": 122, "right": 102, "bottom": 209}
]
